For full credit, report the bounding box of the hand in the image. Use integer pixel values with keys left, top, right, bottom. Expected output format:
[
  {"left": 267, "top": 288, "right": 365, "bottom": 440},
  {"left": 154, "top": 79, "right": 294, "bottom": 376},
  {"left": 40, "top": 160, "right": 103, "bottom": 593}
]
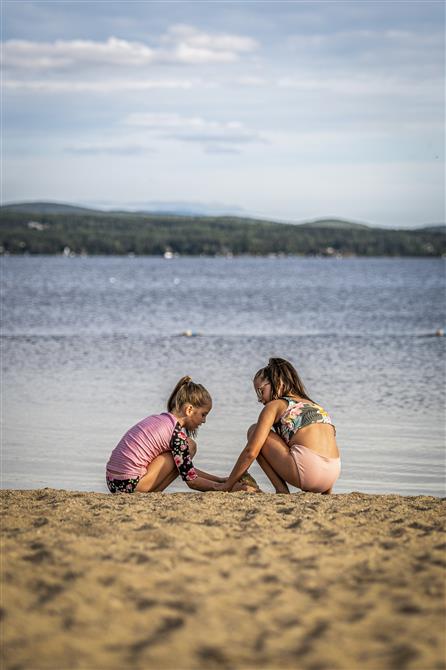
[
  {"left": 232, "top": 482, "right": 260, "bottom": 493},
  {"left": 214, "top": 481, "right": 232, "bottom": 492},
  {"left": 230, "top": 481, "right": 248, "bottom": 492}
]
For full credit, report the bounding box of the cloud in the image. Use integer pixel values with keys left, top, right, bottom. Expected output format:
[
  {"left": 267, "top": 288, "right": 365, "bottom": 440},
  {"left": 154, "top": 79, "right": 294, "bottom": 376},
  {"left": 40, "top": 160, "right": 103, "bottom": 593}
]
[
  {"left": 3, "top": 79, "right": 194, "bottom": 92},
  {"left": 124, "top": 113, "right": 266, "bottom": 149},
  {"left": 204, "top": 145, "right": 241, "bottom": 155},
  {"left": 125, "top": 113, "right": 210, "bottom": 129},
  {"left": 2, "top": 24, "right": 259, "bottom": 74},
  {"left": 167, "top": 132, "right": 261, "bottom": 145},
  {"left": 64, "top": 144, "right": 155, "bottom": 156},
  {"left": 277, "top": 74, "right": 440, "bottom": 99},
  {"left": 2, "top": 37, "right": 156, "bottom": 70},
  {"left": 160, "top": 24, "right": 258, "bottom": 64}
]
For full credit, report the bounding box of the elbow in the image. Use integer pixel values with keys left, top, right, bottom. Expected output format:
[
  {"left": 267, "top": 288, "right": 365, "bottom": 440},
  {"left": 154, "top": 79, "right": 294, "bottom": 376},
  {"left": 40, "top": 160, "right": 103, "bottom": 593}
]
[{"left": 245, "top": 447, "right": 257, "bottom": 462}]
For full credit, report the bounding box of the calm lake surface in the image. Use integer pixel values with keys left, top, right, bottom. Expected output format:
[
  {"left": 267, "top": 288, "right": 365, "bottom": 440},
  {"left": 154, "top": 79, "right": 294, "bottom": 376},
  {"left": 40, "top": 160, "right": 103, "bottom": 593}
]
[{"left": 2, "top": 256, "right": 445, "bottom": 496}]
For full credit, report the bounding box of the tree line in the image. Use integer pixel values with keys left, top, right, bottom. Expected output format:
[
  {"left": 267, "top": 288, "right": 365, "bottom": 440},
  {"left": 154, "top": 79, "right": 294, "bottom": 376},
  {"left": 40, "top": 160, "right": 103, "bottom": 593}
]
[{"left": 0, "top": 210, "right": 444, "bottom": 256}]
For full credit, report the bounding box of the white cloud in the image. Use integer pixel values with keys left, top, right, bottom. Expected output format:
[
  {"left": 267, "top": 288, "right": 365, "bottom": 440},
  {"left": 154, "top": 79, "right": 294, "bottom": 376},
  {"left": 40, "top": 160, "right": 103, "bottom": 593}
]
[
  {"left": 125, "top": 113, "right": 210, "bottom": 129},
  {"left": 2, "top": 37, "right": 156, "bottom": 69},
  {"left": 160, "top": 24, "right": 258, "bottom": 63},
  {"left": 164, "top": 24, "right": 257, "bottom": 52},
  {"left": 124, "top": 113, "right": 265, "bottom": 148},
  {"left": 64, "top": 144, "right": 155, "bottom": 156},
  {"left": 3, "top": 79, "right": 194, "bottom": 92},
  {"left": 2, "top": 25, "right": 259, "bottom": 74}
]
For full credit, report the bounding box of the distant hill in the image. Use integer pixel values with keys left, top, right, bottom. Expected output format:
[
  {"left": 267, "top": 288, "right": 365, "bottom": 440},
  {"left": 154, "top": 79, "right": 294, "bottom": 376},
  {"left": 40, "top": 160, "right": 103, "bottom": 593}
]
[
  {"left": 2, "top": 202, "right": 443, "bottom": 232},
  {"left": 1, "top": 201, "right": 100, "bottom": 215},
  {"left": 125, "top": 201, "right": 248, "bottom": 217},
  {"left": 1, "top": 201, "right": 444, "bottom": 256},
  {"left": 0, "top": 201, "right": 248, "bottom": 218},
  {"left": 298, "top": 218, "right": 370, "bottom": 230},
  {"left": 1, "top": 202, "right": 371, "bottom": 229}
]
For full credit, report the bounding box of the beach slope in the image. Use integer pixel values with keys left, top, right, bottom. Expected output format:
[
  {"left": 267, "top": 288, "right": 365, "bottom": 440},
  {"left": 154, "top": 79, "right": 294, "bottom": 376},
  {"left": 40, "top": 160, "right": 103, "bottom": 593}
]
[{"left": 1, "top": 489, "right": 445, "bottom": 670}]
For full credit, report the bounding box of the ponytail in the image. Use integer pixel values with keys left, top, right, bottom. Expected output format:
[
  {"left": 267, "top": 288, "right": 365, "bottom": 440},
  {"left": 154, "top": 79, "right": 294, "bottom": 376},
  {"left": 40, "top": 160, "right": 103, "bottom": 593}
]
[
  {"left": 167, "top": 376, "right": 212, "bottom": 413},
  {"left": 254, "top": 357, "right": 313, "bottom": 402}
]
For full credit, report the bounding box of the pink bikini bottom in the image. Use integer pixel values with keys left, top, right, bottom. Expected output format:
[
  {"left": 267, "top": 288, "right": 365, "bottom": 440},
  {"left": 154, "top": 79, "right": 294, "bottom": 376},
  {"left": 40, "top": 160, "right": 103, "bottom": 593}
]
[{"left": 289, "top": 444, "right": 341, "bottom": 493}]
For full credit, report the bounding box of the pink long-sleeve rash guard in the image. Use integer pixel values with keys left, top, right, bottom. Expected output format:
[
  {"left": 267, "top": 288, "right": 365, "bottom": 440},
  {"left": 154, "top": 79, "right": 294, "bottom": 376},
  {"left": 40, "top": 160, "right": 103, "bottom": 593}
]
[{"left": 106, "top": 412, "right": 197, "bottom": 482}]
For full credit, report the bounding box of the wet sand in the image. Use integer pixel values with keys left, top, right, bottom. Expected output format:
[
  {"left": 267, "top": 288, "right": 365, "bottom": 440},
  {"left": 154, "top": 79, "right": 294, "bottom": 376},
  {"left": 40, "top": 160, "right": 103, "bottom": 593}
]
[{"left": 1, "top": 489, "right": 445, "bottom": 670}]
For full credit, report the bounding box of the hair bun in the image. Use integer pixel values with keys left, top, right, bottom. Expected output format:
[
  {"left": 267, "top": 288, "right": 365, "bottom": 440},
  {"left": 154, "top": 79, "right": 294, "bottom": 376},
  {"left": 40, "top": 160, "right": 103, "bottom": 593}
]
[
  {"left": 269, "top": 357, "right": 286, "bottom": 367},
  {"left": 167, "top": 375, "right": 211, "bottom": 414}
]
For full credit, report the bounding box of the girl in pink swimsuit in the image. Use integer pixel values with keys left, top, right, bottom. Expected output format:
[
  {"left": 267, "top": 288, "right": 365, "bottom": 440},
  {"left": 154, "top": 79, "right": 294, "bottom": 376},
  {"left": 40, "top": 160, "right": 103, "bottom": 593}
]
[
  {"left": 106, "top": 376, "right": 236, "bottom": 493},
  {"left": 217, "top": 358, "right": 340, "bottom": 494}
]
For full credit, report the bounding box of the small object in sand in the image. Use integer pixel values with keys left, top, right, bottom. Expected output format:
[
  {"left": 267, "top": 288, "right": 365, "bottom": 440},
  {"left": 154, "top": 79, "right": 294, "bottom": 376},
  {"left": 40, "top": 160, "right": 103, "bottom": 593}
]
[{"left": 239, "top": 472, "right": 261, "bottom": 491}]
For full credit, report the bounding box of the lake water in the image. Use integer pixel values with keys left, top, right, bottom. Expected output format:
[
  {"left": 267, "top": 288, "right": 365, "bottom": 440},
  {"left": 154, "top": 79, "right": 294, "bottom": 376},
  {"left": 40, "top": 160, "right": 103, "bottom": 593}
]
[{"left": 1, "top": 256, "right": 445, "bottom": 496}]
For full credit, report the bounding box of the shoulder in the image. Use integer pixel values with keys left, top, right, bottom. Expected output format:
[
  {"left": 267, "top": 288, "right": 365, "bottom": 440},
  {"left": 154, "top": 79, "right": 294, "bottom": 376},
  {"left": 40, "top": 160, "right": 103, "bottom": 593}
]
[
  {"left": 158, "top": 412, "right": 178, "bottom": 427},
  {"left": 261, "top": 398, "right": 288, "bottom": 421}
]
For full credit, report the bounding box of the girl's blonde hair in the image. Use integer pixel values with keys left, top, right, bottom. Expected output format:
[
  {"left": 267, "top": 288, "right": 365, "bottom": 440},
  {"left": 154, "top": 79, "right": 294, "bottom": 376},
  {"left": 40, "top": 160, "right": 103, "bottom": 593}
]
[
  {"left": 167, "top": 376, "right": 212, "bottom": 413},
  {"left": 254, "top": 357, "right": 314, "bottom": 402}
]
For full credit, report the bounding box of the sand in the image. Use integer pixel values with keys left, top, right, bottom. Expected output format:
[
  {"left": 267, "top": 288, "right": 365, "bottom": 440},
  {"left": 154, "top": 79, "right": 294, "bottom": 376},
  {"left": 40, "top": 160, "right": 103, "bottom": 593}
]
[{"left": 1, "top": 489, "right": 445, "bottom": 670}]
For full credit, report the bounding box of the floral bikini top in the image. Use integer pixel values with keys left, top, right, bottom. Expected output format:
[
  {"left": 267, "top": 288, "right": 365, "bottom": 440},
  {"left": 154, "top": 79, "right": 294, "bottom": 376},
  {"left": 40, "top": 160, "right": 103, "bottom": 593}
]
[{"left": 273, "top": 396, "right": 335, "bottom": 444}]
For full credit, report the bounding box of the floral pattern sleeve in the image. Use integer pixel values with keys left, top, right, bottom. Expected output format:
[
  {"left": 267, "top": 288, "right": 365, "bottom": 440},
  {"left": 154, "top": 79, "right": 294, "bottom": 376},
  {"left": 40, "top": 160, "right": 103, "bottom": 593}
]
[{"left": 170, "top": 423, "right": 198, "bottom": 482}]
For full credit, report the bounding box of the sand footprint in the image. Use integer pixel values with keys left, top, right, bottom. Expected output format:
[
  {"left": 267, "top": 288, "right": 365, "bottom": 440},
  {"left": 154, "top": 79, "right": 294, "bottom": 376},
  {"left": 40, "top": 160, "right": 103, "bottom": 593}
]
[
  {"left": 31, "top": 579, "right": 65, "bottom": 606},
  {"left": 294, "top": 619, "right": 330, "bottom": 657},
  {"left": 32, "top": 517, "right": 49, "bottom": 527},
  {"left": 126, "top": 616, "right": 185, "bottom": 661},
  {"left": 196, "top": 645, "right": 230, "bottom": 668},
  {"left": 23, "top": 541, "right": 53, "bottom": 564}
]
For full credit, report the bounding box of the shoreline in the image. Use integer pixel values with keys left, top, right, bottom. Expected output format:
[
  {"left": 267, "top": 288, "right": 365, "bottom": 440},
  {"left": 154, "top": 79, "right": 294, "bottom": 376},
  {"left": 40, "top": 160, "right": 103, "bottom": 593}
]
[{"left": 2, "top": 489, "right": 445, "bottom": 670}]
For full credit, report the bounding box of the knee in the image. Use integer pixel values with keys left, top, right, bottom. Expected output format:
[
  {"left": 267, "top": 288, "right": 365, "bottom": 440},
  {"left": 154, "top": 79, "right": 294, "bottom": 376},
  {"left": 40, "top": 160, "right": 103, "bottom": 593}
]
[
  {"left": 247, "top": 423, "right": 257, "bottom": 439},
  {"left": 187, "top": 437, "right": 197, "bottom": 458}
]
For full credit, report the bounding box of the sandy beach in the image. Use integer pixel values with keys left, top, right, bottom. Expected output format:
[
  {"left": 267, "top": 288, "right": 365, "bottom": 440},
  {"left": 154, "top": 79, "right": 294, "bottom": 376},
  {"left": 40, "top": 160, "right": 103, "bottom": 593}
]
[{"left": 1, "top": 489, "right": 445, "bottom": 670}]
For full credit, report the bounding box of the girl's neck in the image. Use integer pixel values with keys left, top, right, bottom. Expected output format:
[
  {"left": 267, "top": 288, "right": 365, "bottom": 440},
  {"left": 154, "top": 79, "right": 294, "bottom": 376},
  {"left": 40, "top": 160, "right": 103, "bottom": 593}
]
[{"left": 170, "top": 410, "right": 186, "bottom": 426}]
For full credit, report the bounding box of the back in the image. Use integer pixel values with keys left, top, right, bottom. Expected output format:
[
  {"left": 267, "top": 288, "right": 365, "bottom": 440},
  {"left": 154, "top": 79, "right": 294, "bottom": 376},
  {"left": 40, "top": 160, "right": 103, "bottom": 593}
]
[
  {"left": 106, "top": 412, "right": 178, "bottom": 478},
  {"left": 274, "top": 397, "right": 335, "bottom": 444}
]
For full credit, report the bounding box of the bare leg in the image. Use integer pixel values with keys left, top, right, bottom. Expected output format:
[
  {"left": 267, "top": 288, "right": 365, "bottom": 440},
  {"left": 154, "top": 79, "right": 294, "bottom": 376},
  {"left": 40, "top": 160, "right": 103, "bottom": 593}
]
[
  {"left": 135, "top": 452, "right": 178, "bottom": 492},
  {"left": 247, "top": 424, "right": 300, "bottom": 493},
  {"left": 151, "top": 466, "right": 180, "bottom": 492},
  {"left": 135, "top": 441, "right": 197, "bottom": 493},
  {"left": 257, "top": 452, "right": 290, "bottom": 493}
]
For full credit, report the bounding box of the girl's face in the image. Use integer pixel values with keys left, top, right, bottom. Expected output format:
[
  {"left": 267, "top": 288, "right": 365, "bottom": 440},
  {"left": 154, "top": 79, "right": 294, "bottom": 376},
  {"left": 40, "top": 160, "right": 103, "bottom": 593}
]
[
  {"left": 184, "top": 402, "right": 212, "bottom": 431},
  {"left": 253, "top": 377, "right": 272, "bottom": 405}
]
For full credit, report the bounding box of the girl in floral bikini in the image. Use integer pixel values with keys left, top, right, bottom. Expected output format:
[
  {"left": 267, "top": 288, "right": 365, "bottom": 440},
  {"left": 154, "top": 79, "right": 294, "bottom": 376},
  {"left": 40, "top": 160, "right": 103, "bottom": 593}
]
[
  {"left": 217, "top": 358, "right": 340, "bottom": 494},
  {"left": 106, "top": 376, "right": 238, "bottom": 493}
]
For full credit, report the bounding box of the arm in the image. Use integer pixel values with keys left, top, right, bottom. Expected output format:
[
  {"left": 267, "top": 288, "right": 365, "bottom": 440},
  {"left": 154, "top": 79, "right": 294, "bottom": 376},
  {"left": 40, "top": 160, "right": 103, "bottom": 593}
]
[
  {"left": 187, "top": 475, "right": 223, "bottom": 491},
  {"left": 184, "top": 437, "right": 226, "bottom": 483},
  {"left": 194, "top": 468, "right": 226, "bottom": 483},
  {"left": 170, "top": 426, "right": 224, "bottom": 492},
  {"left": 186, "top": 476, "right": 245, "bottom": 492},
  {"left": 221, "top": 401, "right": 281, "bottom": 491}
]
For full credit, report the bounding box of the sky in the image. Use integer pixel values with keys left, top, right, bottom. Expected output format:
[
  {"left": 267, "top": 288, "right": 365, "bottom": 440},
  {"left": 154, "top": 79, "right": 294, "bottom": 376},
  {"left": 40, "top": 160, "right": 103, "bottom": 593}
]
[{"left": 1, "top": 0, "right": 445, "bottom": 228}]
